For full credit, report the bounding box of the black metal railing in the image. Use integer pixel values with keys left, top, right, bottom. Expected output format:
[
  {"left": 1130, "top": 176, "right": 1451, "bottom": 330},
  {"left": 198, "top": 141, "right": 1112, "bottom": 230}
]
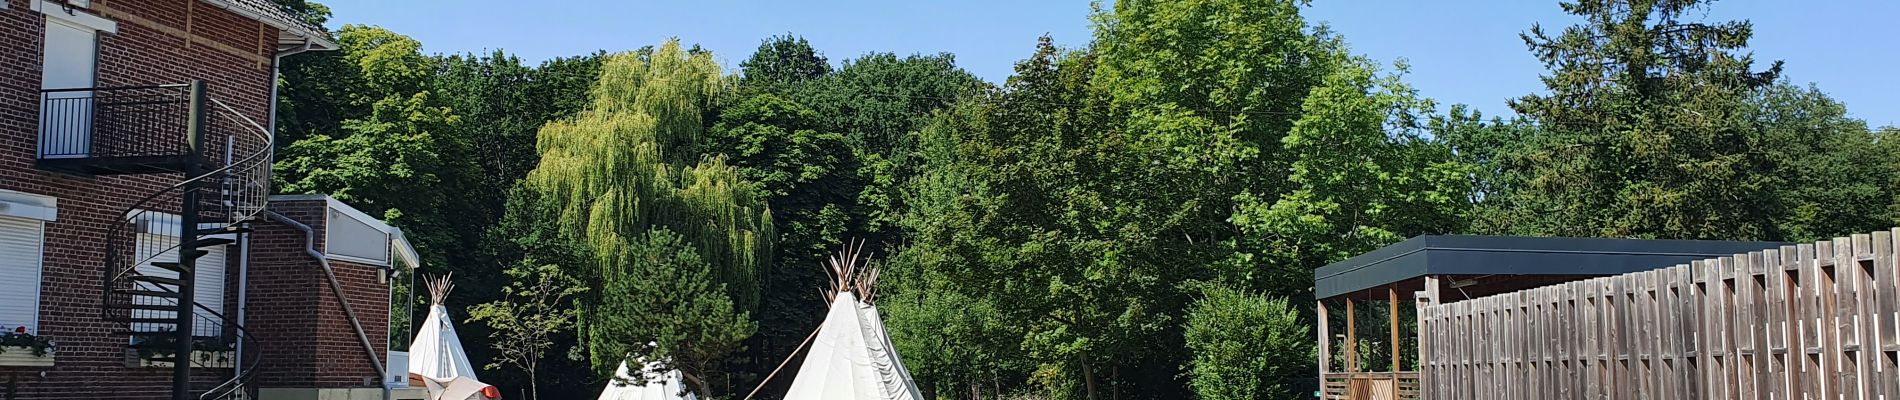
[
  {"left": 39, "top": 85, "right": 195, "bottom": 160},
  {"left": 94, "top": 81, "right": 275, "bottom": 400}
]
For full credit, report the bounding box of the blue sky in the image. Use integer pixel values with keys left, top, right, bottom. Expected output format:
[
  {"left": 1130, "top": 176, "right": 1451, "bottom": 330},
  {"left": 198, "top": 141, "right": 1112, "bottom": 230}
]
[{"left": 320, "top": 1, "right": 1900, "bottom": 126}]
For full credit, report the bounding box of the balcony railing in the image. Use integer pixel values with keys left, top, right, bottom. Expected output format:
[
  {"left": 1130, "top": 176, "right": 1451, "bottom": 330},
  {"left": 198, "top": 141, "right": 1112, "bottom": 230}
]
[{"left": 37, "top": 84, "right": 205, "bottom": 174}]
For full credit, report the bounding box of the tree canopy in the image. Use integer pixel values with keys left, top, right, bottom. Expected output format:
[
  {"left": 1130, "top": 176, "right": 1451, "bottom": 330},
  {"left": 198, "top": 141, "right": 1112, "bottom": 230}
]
[{"left": 268, "top": 0, "right": 1900, "bottom": 399}]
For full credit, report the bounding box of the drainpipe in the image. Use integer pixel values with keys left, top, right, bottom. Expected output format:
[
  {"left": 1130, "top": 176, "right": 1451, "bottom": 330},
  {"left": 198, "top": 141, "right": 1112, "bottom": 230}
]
[
  {"left": 235, "top": 36, "right": 318, "bottom": 381},
  {"left": 266, "top": 210, "right": 387, "bottom": 398}
]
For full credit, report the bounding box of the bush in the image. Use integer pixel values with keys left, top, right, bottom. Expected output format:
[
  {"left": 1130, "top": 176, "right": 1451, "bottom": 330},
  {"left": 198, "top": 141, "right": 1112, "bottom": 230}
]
[{"left": 1184, "top": 285, "right": 1312, "bottom": 400}]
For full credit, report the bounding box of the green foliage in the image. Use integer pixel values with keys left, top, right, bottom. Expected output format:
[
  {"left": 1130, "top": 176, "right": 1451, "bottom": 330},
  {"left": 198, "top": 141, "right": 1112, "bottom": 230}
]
[
  {"left": 271, "top": 2, "right": 1899, "bottom": 399},
  {"left": 1499, "top": 0, "right": 1785, "bottom": 240},
  {"left": 0, "top": 331, "right": 54, "bottom": 357},
  {"left": 739, "top": 34, "right": 830, "bottom": 88},
  {"left": 272, "top": 0, "right": 331, "bottom": 27},
  {"left": 586, "top": 229, "right": 755, "bottom": 398},
  {"left": 518, "top": 41, "right": 770, "bottom": 397},
  {"left": 710, "top": 34, "right": 989, "bottom": 388},
  {"left": 1459, "top": 0, "right": 1897, "bottom": 243},
  {"left": 1183, "top": 285, "right": 1310, "bottom": 400},
  {"left": 1228, "top": 56, "right": 1471, "bottom": 296},
  {"left": 468, "top": 263, "right": 586, "bottom": 400}
]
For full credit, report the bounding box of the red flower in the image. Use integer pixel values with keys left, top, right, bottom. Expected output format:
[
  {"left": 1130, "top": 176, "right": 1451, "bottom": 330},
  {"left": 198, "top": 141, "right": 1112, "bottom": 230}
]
[{"left": 12, "top": 326, "right": 23, "bottom": 334}]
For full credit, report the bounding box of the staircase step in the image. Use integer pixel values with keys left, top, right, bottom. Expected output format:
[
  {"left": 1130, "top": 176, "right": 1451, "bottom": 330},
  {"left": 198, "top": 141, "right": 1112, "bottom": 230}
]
[
  {"left": 190, "top": 237, "right": 236, "bottom": 247},
  {"left": 127, "top": 275, "right": 183, "bottom": 286},
  {"left": 115, "top": 289, "right": 181, "bottom": 298},
  {"left": 149, "top": 261, "right": 188, "bottom": 273},
  {"left": 125, "top": 303, "right": 183, "bottom": 312},
  {"left": 196, "top": 226, "right": 252, "bottom": 236}
]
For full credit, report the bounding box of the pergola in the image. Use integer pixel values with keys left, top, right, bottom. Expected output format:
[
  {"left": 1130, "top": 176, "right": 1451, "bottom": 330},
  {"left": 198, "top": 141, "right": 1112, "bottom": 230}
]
[{"left": 1313, "top": 235, "right": 1785, "bottom": 400}]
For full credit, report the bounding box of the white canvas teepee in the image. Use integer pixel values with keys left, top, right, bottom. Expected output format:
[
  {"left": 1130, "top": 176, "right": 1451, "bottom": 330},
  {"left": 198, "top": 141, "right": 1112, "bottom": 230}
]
[
  {"left": 407, "top": 274, "right": 495, "bottom": 400},
  {"left": 782, "top": 242, "right": 924, "bottom": 400},
  {"left": 598, "top": 359, "right": 697, "bottom": 400},
  {"left": 410, "top": 274, "right": 480, "bottom": 380}
]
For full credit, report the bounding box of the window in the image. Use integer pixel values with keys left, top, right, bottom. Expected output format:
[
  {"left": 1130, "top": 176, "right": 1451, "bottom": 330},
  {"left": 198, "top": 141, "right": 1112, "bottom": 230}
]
[
  {"left": 326, "top": 208, "right": 391, "bottom": 265},
  {"left": 35, "top": 0, "right": 112, "bottom": 159},
  {"left": 0, "top": 216, "right": 46, "bottom": 335},
  {"left": 129, "top": 226, "right": 231, "bottom": 337}
]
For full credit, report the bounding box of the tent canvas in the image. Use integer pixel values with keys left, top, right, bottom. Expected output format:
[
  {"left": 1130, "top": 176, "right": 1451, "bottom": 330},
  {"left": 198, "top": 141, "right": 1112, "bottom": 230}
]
[
  {"left": 598, "top": 360, "right": 697, "bottom": 400},
  {"left": 782, "top": 241, "right": 924, "bottom": 400},
  {"left": 407, "top": 274, "right": 494, "bottom": 400},
  {"left": 409, "top": 303, "right": 479, "bottom": 380}
]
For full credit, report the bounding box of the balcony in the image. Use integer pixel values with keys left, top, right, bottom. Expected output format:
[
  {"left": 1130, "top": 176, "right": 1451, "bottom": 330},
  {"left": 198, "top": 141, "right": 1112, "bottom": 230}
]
[{"left": 36, "top": 84, "right": 230, "bottom": 175}]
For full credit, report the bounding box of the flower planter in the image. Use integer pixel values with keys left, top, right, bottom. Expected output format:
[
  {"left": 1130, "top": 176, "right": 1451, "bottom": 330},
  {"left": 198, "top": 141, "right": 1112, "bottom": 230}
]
[
  {"left": 0, "top": 347, "right": 54, "bottom": 367},
  {"left": 134, "top": 350, "right": 235, "bottom": 369}
]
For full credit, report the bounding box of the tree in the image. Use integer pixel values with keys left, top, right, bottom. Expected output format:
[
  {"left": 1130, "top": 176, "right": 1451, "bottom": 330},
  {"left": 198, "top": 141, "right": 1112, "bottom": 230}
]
[
  {"left": 1742, "top": 83, "right": 1894, "bottom": 241},
  {"left": 1876, "top": 126, "right": 1900, "bottom": 227},
  {"left": 1227, "top": 56, "right": 1471, "bottom": 297},
  {"left": 1500, "top": 0, "right": 1786, "bottom": 240},
  {"left": 274, "top": 26, "right": 483, "bottom": 274},
  {"left": 708, "top": 91, "right": 855, "bottom": 367},
  {"left": 468, "top": 263, "right": 586, "bottom": 400},
  {"left": 790, "top": 50, "right": 988, "bottom": 247},
  {"left": 586, "top": 229, "right": 755, "bottom": 399},
  {"left": 713, "top": 35, "right": 988, "bottom": 389},
  {"left": 738, "top": 34, "right": 830, "bottom": 88},
  {"left": 273, "top": 0, "right": 331, "bottom": 26},
  {"left": 1183, "top": 285, "right": 1310, "bottom": 400},
  {"left": 517, "top": 41, "right": 772, "bottom": 397}
]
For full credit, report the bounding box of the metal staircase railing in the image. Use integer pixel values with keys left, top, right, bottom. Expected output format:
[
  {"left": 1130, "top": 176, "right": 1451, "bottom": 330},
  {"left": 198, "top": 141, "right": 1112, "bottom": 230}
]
[{"left": 97, "top": 81, "right": 275, "bottom": 400}]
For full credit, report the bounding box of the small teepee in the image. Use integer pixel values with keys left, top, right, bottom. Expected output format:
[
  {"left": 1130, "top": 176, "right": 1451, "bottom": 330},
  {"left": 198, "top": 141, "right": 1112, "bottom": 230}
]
[
  {"left": 408, "top": 274, "right": 498, "bottom": 400},
  {"left": 781, "top": 241, "right": 924, "bottom": 400},
  {"left": 597, "top": 358, "right": 697, "bottom": 400}
]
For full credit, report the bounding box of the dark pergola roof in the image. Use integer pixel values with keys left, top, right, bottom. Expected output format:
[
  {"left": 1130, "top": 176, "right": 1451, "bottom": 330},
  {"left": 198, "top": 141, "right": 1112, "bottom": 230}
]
[{"left": 1314, "top": 235, "right": 1788, "bottom": 300}]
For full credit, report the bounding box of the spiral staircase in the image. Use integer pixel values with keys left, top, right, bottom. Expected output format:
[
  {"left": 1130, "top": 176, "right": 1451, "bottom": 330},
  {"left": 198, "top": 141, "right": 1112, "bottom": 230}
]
[{"left": 40, "top": 81, "right": 274, "bottom": 400}]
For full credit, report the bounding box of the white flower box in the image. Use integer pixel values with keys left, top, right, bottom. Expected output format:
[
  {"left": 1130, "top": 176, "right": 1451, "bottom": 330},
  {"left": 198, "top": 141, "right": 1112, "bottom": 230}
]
[
  {"left": 135, "top": 350, "right": 235, "bottom": 369},
  {"left": 0, "top": 346, "right": 54, "bottom": 367}
]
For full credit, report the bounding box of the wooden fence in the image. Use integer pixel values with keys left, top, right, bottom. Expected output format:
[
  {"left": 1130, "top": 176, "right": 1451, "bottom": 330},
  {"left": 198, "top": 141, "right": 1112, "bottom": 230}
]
[{"left": 1418, "top": 229, "right": 1900, "bottom": 399}]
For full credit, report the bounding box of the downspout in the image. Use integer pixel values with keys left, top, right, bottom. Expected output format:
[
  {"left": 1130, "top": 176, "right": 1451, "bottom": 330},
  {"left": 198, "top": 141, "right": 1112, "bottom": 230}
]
[
  {"left": 265, "top": 210, "right": 388, "bottom": 393},
  {"left": 236, "top": 36, "right": 317, "bottom": 379}
]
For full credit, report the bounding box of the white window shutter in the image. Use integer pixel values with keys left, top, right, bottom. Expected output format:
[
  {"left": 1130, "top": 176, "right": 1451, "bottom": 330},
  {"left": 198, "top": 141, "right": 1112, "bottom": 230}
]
[
  {"left": 0, "top": 216, "right": 45, "bottom": 334},
  {"left": 131, "top": 233, "right": 228, "bottom": 337},
  {"left": 193, "top": 244, "right": 227, "bottom": 335}
]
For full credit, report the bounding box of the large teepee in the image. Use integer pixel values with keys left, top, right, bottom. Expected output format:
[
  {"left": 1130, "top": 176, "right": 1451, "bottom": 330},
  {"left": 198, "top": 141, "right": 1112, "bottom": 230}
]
[
  {"left": 409, "top": 274, "right": 497, "bottom": 400},
  {"left": 781, "top": 242, "right": 924, "bottom": 400},
  {"left": 598, "top": 359, "right": 697, "bottom": 400}
]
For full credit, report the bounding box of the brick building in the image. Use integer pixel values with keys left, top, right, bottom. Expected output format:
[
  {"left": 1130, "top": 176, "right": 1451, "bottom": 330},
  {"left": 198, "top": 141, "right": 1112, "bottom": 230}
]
[{"left": 0, "top": 1, "right": 423, "bottom": 399}]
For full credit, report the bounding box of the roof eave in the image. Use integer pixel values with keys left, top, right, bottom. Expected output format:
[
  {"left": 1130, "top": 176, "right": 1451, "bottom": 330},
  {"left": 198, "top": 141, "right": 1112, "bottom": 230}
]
[{"left": 196, "top": 0, "right": 338, "bottom": 53}]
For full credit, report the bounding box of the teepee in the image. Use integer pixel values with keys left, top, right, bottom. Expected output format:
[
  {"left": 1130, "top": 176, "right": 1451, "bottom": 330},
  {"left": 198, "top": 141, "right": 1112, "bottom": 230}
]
[
  {"left": 598, "top": 359, "right": 697, "bottom": 400},
  {"left": 409, "top": 274, "right": 498, "bottom": 400},
  {"left": 781, "top": 241, "right": 924, "bottom": 400}
]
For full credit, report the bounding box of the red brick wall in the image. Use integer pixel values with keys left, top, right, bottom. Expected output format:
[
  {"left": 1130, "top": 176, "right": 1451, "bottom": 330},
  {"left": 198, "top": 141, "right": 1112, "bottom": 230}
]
[
  {"left": 0, "top": 0, "right": 289, "bottom": 398},
  {"left": 246, "top": 198, "right": 391, "bottom": 389}
]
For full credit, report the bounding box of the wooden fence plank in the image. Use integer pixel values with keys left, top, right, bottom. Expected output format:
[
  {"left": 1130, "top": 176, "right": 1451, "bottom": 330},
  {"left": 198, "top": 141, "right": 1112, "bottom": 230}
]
[
  {"left": 1852, "top": 234, "right": 1878, "bottom": 400},
  {"left": 1876, "top": 230, "right": 1898, "bottom": 399}
]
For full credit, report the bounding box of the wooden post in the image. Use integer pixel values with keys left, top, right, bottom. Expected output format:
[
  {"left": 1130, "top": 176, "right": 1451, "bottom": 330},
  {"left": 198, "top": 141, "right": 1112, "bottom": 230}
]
[
  {"left": 1390, "top": 286, "right": 1402, "bottom": 373},
  {"left": 1347, "top": 298, "right": 1358, "bottom": 373}
]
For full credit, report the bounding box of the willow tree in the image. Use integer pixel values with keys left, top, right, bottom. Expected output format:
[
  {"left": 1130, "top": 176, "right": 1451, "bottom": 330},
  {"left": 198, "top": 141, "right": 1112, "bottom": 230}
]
[{"left": 520, "top": 40, "right": 772, "bottom": 394}]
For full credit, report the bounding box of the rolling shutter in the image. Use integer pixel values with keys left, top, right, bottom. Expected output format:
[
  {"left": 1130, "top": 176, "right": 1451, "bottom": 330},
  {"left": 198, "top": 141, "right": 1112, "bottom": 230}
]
[
  {"left": 0, "top": 216, "right": 45, "bottom": 334},
  {"left": 131, "top": 233, "right": 228, "bottom": 337}
]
